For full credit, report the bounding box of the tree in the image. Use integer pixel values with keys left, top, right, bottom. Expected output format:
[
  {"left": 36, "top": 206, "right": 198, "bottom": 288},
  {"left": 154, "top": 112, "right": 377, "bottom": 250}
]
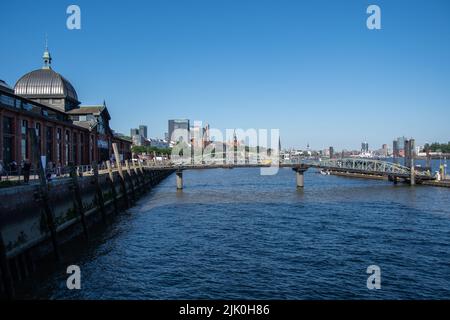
[
  {"left": 131, "top": 145, "right": 172, "bottom": 157},
  {"left": 428, "top": 142, "right": 450, "bottom": 153}
]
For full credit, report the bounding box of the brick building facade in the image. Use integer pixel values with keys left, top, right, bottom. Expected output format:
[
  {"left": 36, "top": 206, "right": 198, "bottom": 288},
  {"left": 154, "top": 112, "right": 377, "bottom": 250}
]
[{"left": 0, "top": 48, "right": 131, "bottom": 170}]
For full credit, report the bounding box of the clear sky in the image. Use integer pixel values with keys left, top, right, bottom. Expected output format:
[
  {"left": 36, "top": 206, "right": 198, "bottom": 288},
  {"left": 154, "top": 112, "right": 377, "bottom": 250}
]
[{"left": 1, "top": 0, "right": 449, "bottom": 150}]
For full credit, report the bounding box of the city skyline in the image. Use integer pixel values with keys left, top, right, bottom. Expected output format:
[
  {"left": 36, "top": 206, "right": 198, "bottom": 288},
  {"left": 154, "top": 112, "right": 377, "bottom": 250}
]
[
  {"left": 1, "top": 0, "right": 449, "bottom": 150},
  {"left": 131, "top": 118, "right": 442, "bottom": 154}
]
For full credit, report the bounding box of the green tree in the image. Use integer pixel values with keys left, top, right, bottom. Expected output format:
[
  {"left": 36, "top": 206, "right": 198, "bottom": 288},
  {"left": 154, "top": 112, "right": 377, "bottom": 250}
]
[
  {"left": 131, "top": 145, "right": 173, "bottom": 157},
  {"left": 428, "top": 142, "right": 450, "bottom": 153}
]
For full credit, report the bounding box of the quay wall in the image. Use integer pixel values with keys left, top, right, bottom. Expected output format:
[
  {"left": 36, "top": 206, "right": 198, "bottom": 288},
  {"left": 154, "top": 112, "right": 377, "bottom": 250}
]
[
  {"left": 422, "top": 180, "right": 450, "bottom": 188},
  {"left": 326, "top": 169, "right": 450, "bottom": 187},
  {"left": 0, "top": 168, "right": 174, "bottom": 298}
]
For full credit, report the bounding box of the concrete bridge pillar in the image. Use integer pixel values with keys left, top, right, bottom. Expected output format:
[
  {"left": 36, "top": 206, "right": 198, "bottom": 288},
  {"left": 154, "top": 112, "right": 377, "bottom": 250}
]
[
  {"left": 176, "top": 169, "right": 183, "bottom": 190},
  {"left": 296, "top": 171, "right": 305, "bottom": 188},
  {"left": 388, "top": 175, "right": 398, "bottom": 184},
  {"left": 293, "top": 165, "right": 308, "bottom": 188}
]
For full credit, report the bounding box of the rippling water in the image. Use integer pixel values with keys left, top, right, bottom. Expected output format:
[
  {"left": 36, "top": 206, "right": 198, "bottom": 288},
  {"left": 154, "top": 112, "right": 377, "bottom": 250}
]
[{"left": 22, "top": 168, "right": 450, "bottom": 299}]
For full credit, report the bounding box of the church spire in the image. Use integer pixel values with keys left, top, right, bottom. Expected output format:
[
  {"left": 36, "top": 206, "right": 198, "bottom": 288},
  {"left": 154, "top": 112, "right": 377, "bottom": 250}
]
[{"left": 43, "top": 35, "right": 52, "bottom": 69}]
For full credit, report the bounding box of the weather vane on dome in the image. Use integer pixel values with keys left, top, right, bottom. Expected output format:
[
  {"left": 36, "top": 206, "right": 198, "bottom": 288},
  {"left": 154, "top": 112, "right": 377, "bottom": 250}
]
[{"left": 43, "top": 34, "right": 52, "bottom": 69}]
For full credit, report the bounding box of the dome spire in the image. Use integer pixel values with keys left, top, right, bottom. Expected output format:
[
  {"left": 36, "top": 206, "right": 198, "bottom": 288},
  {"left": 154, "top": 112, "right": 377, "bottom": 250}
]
[{"left": 43, "top": 35, "right": 52, "bottom": 69}]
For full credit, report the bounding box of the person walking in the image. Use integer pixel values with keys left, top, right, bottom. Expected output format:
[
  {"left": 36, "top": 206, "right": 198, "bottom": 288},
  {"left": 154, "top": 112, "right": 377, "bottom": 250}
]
[
  {"left": 9, "top": 161, "right": 18, "bottom": 175},
  {"left": 22, "top": 159, "right": 31, "bottom": 184},
  {"left": 56, "top": 162, "right": 62, "bottom": 177}
]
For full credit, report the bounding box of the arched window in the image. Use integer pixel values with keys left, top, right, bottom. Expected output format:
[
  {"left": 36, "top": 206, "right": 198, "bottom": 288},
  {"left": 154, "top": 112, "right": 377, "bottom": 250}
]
[{"left": 65, "top": 130, "right": 70, "bottom": 165}]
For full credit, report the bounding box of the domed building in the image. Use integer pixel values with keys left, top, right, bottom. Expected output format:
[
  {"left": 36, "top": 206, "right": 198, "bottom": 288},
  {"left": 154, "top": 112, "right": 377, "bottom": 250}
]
[
  {"left": 14, "top": 47, "right": 80, "bottom": 112},
  {"left": 0, "top": 47, "right": 131, "bottom": 170}
]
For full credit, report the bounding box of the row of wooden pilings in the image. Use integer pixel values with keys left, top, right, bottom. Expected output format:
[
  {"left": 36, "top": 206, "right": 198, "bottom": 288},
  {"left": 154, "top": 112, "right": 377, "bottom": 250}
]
[{"left": 0, "top": 153, "right": 174, "bottom": 299}]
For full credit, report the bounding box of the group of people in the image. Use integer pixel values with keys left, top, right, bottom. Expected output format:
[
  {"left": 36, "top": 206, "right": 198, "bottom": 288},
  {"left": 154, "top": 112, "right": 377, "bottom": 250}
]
[
  {"left": 0, "top": 159, "right": 113, "bottom": 184},
  {"left": 0, "top": 159, "right": 33, "bottom": 183}
]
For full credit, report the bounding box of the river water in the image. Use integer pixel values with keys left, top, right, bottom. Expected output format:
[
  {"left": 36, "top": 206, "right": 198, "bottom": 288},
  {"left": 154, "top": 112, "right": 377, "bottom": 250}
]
[{"left": 22, "top": 167, "right": 450, "bottom": 299}]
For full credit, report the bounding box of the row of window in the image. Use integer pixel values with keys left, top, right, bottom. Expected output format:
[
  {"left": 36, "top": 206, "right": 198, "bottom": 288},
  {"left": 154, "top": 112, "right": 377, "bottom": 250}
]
[
  {"left": 0, "top": 94, "right": 66, "bottom": 121},
  {"left": 2, "top": 115, "right": 95, "bottom": 165}
]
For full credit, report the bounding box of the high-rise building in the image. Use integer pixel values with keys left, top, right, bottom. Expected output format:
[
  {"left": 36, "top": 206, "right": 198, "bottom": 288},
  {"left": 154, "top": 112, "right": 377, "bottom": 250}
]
[
  {"left": 393, "top": 136, "right": 407, "bottom": 157},
  {"left": 139, "top": 125, "right": 148, "bottom": 139},
  {"left": 132, "top": 134, "right": 145, "bottom": 147},
  {"left": 393, "top": 140, "right": 399, "bottom": 158},
  {"left": 168, "top": 119, "right": 190, "bottom": 143},
  {"left": 361, "top": 142, "right": 369, "bottom": 153},
  {"left": 329, "top": 146, "right": 334, "bottom": 159},
  {"left": 382, "top": 144, "right": 388, "bottom": 156},
  {"left": 404, "top": 138, "right": 415, "bottom": 168},
  {"left": 190, "top": 121, "right": 204, "bottom": 148},
  {"left": 130, "top": 128, "right": 139, "bottom": 137},
  {"left": 130, "top": 128, "right": 141, "bottom": 146},
  {"left": 130, "top": 126, "right": 148, "bottom": 147}
]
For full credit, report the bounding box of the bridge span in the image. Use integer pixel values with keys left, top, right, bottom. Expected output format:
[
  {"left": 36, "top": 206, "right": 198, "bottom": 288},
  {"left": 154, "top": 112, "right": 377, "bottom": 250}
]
[
  {"left": 304, "top": 158, "right": 434, "bottom": 183},
  {"left": 146, "top": 157, "right": 435, "bottom": 189}
]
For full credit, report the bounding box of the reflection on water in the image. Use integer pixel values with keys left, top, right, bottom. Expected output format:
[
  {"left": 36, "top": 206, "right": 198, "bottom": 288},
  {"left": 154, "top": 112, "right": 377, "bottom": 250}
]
[{"left": 20, "top": 168, "right": 450, "bottom": 299}]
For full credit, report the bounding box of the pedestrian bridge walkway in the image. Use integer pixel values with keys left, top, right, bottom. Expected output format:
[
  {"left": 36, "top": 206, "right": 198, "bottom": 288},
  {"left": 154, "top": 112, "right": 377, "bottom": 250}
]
[
  {"left": 158, "top": 155, "right": 435, "bottom": 189},
  {"left": 303, "top": 158, "right": 434, "bottom": 181}
]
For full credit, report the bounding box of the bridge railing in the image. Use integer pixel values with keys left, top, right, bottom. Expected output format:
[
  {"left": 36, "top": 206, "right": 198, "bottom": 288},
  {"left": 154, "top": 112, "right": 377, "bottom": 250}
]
[
  {"left": 300, "top": 158, "right": 434, "bottom": 178},
  {"left": 169, "top": 151, "right": 277, "bottom": 167}
]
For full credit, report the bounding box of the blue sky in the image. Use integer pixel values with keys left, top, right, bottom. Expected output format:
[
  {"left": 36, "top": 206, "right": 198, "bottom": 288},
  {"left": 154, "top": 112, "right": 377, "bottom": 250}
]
[{"left": 1, "top": 0, "right": 449, "bottom": 150}]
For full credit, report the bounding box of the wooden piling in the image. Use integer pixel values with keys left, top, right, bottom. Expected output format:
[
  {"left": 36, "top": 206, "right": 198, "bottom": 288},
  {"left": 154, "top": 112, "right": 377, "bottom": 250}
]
[
  {"left": 70, "top": 165, "right": 89, "bottom": 239},
  {"left": 138, "top": 160, "right": 144, "bottom": 175},
  {"left": 25, "top": 250, "right": 36, "bottom": 273},
  {"left": 140, "top": 162, "right": 150, "bottom": 186},
  {"left": 19, "top": 253, "right": 29, "bottom": 278},
  {"left": 125, "top": 160, "right": 137, "bottom": 203},
  {"left": 14, "top": 257, "right": 23, "bottom": 281},
  {"left": 137, "top": 164, "right": 145, "bottom": 188},
  {"left": 30, "top": 128, "right": 60, "bottom": 261},
  {"left": 0, "top": 232, "right": 14, "bottom": 299},
  {"left": 92, "top": 162, "right": 107, "bottom": 223},
  {"left": 112, "top": 143, "right": 130, "bottom": 208},
  {"left": 106, "top": 161, "right": 119, "bottom": 214},
  {"left": 106, "top": 160, "right": 114, "bottom": 182},
  {"left": 150, "top": 170, "right": 155, "bottom": 186},
  {"left": 132, "top": 160, "right": 143, "bottom": 189}
]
